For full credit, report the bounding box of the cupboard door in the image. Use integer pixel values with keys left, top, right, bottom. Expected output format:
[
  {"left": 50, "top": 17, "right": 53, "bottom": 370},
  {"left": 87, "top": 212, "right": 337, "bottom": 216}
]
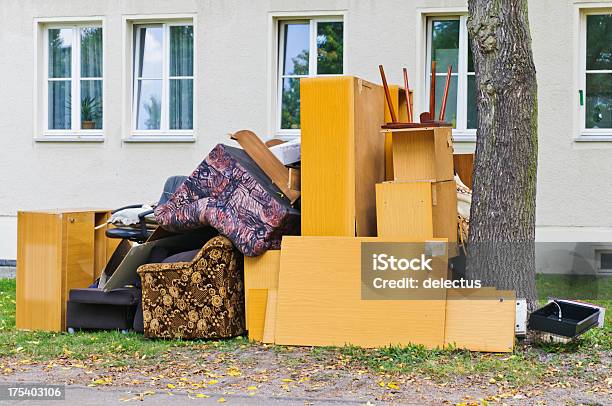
[{"left": 62, "top": 212, "right": 95, "bottom": 329}]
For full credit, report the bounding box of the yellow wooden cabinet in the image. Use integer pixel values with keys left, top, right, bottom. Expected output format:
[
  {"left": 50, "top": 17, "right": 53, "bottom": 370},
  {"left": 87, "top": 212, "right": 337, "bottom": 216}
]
[
  {"left": 385, "top": 126, "right": 454, "bottom": 182},
  {"left": 375, "top": 180, "right": 458, "bottom": 243},
  {"left": 300, "top": 76, "right": 386, "bottom": 237},
  {"left": 16, "top": 209, "right": 119, "bottom": 332}
]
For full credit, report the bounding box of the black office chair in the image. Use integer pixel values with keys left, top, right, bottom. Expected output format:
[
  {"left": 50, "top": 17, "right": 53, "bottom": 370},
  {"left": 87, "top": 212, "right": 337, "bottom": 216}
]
[{"left": 106, "top": 176, "right": 187, "bottom": 243}]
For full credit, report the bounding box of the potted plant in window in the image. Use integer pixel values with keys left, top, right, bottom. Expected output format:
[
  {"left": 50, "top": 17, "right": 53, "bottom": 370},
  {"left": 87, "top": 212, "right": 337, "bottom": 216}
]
[{"left": 81, "top": 96, "right": 101, "bottom": 129}]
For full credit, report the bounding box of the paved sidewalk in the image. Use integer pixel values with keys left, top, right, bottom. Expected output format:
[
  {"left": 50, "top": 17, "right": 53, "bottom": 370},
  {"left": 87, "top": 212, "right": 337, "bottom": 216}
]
[
  {"left": 2, "top": 385, "right": 382, "bottom": 406},
  {"left": 0, "top": 267, "right": 15, "bottom": 279}
]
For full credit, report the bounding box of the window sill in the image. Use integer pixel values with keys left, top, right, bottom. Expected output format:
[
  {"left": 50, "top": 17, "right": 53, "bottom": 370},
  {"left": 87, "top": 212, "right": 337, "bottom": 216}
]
[
  {"left": 35, "top": 135, "right": 104, "bottom": 142},
  {"left": 452, "top": 132, "right": 476, "bottom": 143},
  {"left": 574, "top": 135, "right": 612, "bottom": 142},
  {"left": 124, "top": 135, "right": 196, "bottom": 143}
]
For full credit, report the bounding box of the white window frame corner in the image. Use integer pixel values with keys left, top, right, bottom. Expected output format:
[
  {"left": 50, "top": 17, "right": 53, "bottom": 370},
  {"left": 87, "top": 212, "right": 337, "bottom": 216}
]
[
  {"left": 268, "top": 10, "right": 347, "bottom": 139},
  {"left": 418, "top": 8, "right": 477, "bottom": 147},
  {"left": 122, "top": 14, "right": 197, "bottom": 143},
  {"left": 575, "top": 4, "right": 612, "bottom": 142},
  {"left": 34, "top": 17, "right": 105, "bottom": 142}
]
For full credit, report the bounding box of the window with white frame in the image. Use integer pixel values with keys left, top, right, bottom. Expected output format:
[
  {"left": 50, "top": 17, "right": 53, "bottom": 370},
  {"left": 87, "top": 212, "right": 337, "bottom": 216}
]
[
  {"left": 426, "top": 16, "right": 476, "bottom": 133},
  {"left": 581, "top": 11, "right": 612, "bottom": 134},
  {"left": 277, "top": 18, "right": 344, "bottom": 134},
  {"left": 44, "top": 24, "right": 103, "bottom": 134},
  {"left": 132, "top": 22, "right": 194, "bottom": 135}
]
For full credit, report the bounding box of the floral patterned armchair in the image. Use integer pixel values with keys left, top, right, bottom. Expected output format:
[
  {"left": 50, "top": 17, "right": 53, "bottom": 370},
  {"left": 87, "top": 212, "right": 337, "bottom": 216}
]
[{"left": 137, "top": 236, "right": 245, "bottom": 339}]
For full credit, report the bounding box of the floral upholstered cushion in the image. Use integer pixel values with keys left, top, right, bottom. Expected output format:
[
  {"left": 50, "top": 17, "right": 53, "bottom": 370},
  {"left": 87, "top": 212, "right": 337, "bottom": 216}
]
[
  {"left": 137, "top": 236, "right": 245, "bottom": 339},
  {"left": 153, "top": 144, "right": 300, "bottom": 256}
]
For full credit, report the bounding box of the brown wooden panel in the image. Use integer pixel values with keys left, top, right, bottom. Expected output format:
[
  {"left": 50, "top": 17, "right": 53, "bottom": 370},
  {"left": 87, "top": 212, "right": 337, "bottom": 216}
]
[{"left": 453, "top": 153, "right": 474, "bottom": 189}]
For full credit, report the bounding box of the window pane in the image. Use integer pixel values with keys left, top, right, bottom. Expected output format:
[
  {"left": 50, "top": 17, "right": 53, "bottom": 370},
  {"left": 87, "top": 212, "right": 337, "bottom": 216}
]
[
  {"left": 48, "top": 28, "right": 72, "bottom": 78},
  {"left": 280, "top": 77, "right": 301, "bottom": 129},
  {"left": 80, "top": 80, "right": 102, "bottom": 130},
  {"left": 136, "top": 80, "right": 162, "bottom": 130},
  {"left": 169, "top": 79, "right": 193, "bottom": 130},
  {"left": 282, "top": 23, "right": 309, "bottom": 75},
  {"left": 434, "top": 75, "right": 458, "bottom": 128},
  {"left": 136, "top": 26, "right": 163, "bottom": 78},
  {"left": 586, "top": 73, "right": 612, "bottom": 129},
  {"left": 431, "top": 20, "right": 459, "bottom": 73},
  {"left": 317, "top": 21, "right": 343, "bottom": 74},
  {"left": 48, "top": 81, "right": 71, "bottom": 129},
  {"left": 586, "top": 14, "right": 612, "bottom": 71},
  {"left": 467, "top": 75, "right": 477, "bottom": 129},
  {"left": 170, "top": 25, "right": 193, "bottom": 77},
  {"left": 81, "top": 27, "right": 102, "bottom": 78}
]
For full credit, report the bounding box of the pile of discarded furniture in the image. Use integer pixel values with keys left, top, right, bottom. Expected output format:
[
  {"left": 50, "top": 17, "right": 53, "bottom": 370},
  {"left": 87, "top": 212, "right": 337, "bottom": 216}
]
[{"left": 15, "top": 67, "right": 604, "bottom": 350}]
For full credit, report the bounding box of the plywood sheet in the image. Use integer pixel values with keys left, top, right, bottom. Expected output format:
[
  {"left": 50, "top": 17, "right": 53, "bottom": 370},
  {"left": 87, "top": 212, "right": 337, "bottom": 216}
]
[
  {"left": 444, "top": 288, "right": 516, "bottom": 352},
  {"left": 262, "top": 289, "right": 277, "bottom": 344},
  {"left": 247, "top": 289, "right": 268, "bottom": 342},
  {"left": 244, "top": 250, "right": 280, "bottom": 326},
  {"left": 275, "top": 236, "right": 449, "bottom": 348}
]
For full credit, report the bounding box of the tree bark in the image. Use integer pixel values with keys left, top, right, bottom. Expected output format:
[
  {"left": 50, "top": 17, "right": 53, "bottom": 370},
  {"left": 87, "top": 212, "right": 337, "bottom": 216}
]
[{"left": 466, "top": 0, "right": 539, "bottom": 308}]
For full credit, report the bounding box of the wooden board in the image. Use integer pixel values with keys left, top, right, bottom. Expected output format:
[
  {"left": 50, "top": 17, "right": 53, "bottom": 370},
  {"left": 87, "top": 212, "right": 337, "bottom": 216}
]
[
  {"left": 376, "top": 182, "right": 433, "bottom": 238},
  {"left": 301, "top": 76, "right": 385, "bottom": 237},
  {"left": 444, "top": 288, "right": 516, "bottom": 352},
  {"left": 376, "top": 181, "right": 457, "bottom": 243},
  {"left": 231, "top": 130, "right": 300, "bottom": 203},
  {"left": 432, "top": 181, "right": 458, "bottom": 244},
  {"left": 389, "top": 127, "right": 454, "bottom": 182},
  {"left": 262, "top": 289, "right": 277, "bottom": 344},
  {"left": 244, "top": 250, "right": 280, "bottom": 327},
  {"left": 247, "top": 289, "right": 268, "bottom": 342},
  {"left": 275, "top": 236, "right": 449, "bottom": 348},
  {"left": 16, "top": 212, "right": 63, "bottom": 331},
  {"left": 453, "top": 153, "right": 474, "bottom": 189}
]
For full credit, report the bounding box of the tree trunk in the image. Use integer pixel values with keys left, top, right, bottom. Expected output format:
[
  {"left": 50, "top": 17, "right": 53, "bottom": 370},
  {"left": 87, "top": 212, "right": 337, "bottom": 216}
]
[{"left": 466, "top": 0, "right": 539, "bottom": 309}]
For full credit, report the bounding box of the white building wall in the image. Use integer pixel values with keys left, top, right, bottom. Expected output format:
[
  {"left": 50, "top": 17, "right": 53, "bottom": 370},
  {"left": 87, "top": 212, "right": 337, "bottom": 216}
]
[{"left": 1, "top": 0, "right": 612, "bottom": 261}]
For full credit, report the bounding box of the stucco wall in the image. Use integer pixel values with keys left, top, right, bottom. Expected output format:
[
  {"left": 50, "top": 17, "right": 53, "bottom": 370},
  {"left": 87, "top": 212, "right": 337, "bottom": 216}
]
[{"left": 1, "top": 0, "right": 612, "bottom": 259}]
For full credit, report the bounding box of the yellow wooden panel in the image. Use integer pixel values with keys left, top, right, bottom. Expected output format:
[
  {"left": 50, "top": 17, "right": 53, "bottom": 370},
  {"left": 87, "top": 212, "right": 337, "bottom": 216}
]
[
  {"left": 275, "top": 236, "right": 448, "bottom": 348},
  {"left": 301, "top": 76, "right": 354, "bottom": 236},
  {"left": 62, "top": 212, "right": 95, "bottom": 330},
  {"left": 301, "top": 76, "right": 385, "bottom": 237},
  {"left": 247, "top": 289, "right": 268, "bottom": 342},
  {"left": 94, "top": 211, "right": 120, "bottom": 281},
  {"left": 376, "top": 182, "right": 433, "bottom": 238},
  {"left": 444, "top": 289, "right": 516, "bottom": 352},
  {"left": 391, "top": 127, "right": 454, "bottom": 182},
  {"left": 244, "top": 250, "right": 280, "bottom": 326},
  {"left": 432, "top": 180, "right": 458, "bottom": 244},
  {"left": 353, "top": 78, "right": 386, "bottom": 236},
  {"left": 262, "top": 289, "right": 277, "bottom": 344},
  {"left": 16, "top": 212, "right": 63, "bottom": 331}
]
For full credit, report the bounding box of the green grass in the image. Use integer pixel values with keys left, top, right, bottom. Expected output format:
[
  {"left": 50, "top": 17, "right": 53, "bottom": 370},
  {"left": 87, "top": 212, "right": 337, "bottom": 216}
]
[
  {"left": 536, "top": 274, "right": 612, "bottom": 301},
  {"left": 0, "top": 277, "right": 609, "bottom": 384},
  {"left": 0, "top": 279, "right": 246, "bottom": 365}
]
